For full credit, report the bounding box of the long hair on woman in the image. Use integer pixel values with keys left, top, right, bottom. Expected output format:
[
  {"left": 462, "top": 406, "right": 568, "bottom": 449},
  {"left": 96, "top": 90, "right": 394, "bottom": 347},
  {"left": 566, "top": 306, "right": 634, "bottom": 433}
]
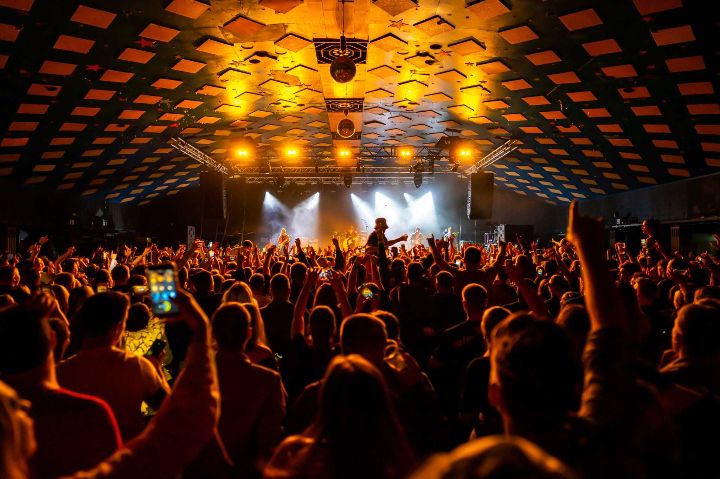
[{"left": 305, "top": 355, "right": 414, "bottom": 479}]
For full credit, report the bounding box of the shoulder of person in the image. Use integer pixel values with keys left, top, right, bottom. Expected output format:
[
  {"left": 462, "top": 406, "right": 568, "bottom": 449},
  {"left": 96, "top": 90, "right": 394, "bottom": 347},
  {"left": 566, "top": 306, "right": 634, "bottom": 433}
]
[
  {"left": 54, "top": 388, "right": 117, "bottom": 421},
  {"left": 249, "top": 358, "right": 282, "bottom": 380}
]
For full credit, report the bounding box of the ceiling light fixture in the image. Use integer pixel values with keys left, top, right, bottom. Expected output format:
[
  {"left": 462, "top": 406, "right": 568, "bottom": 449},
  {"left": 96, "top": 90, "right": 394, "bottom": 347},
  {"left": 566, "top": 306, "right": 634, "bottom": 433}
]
[{"left": 330, "top": 1, "right": 356, "bottom": 83}]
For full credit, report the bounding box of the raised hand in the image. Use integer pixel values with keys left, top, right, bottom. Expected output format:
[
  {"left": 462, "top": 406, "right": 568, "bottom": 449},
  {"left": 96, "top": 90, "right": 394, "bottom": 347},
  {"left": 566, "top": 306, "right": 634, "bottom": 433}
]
[
  {"left": 505, "top": 259, "right": 524, "bottom": 285},
  {"left": 306, "top": 268, "right": 321, "bottom": 287},
  {"left": 566, "top": 200, "right": 604, "bottom": 250},
  {"left": 38, "top": 235, "right": 49, "bottom": 245}
]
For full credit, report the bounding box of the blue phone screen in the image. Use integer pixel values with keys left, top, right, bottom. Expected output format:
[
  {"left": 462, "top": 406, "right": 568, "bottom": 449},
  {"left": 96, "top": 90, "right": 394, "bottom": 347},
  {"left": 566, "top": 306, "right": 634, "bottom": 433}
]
[{"left": 148, "top": 267, "right": 179, "bottom": 316}]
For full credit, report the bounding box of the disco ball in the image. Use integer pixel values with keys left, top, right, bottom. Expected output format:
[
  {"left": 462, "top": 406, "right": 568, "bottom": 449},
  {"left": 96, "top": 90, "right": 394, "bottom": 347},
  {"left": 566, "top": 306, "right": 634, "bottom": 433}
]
[
  {"left": 330, "top": 55, "right": 356, "bottom": 83},
  {"left": 337, "top": 118, "right": 355, "bottom": 138}
]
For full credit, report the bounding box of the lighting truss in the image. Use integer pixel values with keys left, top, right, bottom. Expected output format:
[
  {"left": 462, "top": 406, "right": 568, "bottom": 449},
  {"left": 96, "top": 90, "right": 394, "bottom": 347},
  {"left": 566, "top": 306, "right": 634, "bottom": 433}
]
[
  {"left": 228, "top": 166, "right": 452, "bottom": 177},
  {"left": 466, "top": 138, "right": 519, "bottom": 174},
  {"left": 241, "top": 175, "right": 436, "bottom": 186},
  {"left": 168, "top": 137, "right": 228, "bottom": 175}
]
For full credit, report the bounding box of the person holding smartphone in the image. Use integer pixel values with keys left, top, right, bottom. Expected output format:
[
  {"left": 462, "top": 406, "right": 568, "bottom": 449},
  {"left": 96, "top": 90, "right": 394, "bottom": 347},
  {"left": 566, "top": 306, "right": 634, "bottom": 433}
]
[{"left": 56, "top": 292, "right": 171, "bottom": 442}]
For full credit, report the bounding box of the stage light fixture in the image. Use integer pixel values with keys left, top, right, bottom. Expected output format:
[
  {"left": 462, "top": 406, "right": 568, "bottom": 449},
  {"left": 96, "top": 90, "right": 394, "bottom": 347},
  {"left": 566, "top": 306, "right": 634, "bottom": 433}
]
[
  {"left": 284, "top": 146, "right": 299, "bottom": 158},
  {"left": 337, "top": 147, "right": 352, "bottom": 158},
  {"left": 397, "top": 146, "right": 414, "bottom": 160},
  {"left": 343, "top": 175, "right": 353, "bottom": 188},
  {"left": 413, "top": 171, "right": 422, "bottom": 188}
]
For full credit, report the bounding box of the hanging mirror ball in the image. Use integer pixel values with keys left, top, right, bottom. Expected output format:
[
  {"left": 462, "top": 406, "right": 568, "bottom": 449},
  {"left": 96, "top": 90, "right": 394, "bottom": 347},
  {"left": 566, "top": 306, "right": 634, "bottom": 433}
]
[
  {"left": 338, "top": 118, "right": 355, "bottom": 138},
  {"left": 330, "top": 55, "right": 356, "bottom": 83}
]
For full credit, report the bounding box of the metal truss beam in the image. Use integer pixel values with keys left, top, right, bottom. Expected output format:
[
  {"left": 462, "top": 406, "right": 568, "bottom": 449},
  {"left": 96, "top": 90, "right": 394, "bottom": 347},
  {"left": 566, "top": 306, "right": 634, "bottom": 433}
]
[
  {"left": 466, "top": 139, "right": 519, "bottom": 174},
  {"left": 168, "top": 137, "right": 228, "bottom": 175}
]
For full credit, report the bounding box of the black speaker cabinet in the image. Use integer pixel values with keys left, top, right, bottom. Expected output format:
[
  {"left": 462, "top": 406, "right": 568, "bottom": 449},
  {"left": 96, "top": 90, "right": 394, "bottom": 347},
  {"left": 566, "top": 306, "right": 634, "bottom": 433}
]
[
  {"left": 467, "top": 172, "right": 494, "bottom": 219},
  {"left": 200, "top": 171, "right": 226, "bottom": 220}
]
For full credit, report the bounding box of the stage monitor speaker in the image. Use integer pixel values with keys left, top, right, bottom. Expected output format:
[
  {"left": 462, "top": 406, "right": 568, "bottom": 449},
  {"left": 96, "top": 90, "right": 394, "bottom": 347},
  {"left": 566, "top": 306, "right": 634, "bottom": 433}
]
[
  {"left": 467, "top": 172, "right": 494, "bottom": 219},
  {"left": 200, "top": 171, "right": 226, "bottom": 220}
]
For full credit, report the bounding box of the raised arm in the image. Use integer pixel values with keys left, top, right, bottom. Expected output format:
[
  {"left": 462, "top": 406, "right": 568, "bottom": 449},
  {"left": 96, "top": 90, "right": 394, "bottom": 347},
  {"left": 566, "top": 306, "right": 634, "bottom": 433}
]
[
  {"left": 428, "top": 235, "right": 452, "bottom": 272},
  {"left": 294, "top": 238, "right": 309, "bottom": 266},
  {"left": 292, "top": 269, "right": 319, "bottom": 339},
  {"left": 505, "top": 260, "right": 550, "bottom": 318},
  {"left": 263, "top": 245, "right": 276, "bottom": 277},
  {"left": 567, "top": 201, "right": 632, "bottom": 428},
  {"left": 332, "top": 238, "right": 345, "bottom": 272},
  {"left": 329, "top": 272, "right": 353, "bottom": 320}
]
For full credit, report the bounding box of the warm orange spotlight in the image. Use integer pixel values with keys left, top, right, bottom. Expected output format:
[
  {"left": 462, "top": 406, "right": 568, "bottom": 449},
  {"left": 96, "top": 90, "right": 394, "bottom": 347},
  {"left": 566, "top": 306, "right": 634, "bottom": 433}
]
[
  {"left": 337, "top": 147, "right": 352, "bottom": 158},
  {"left": 235, "top": 147, "right": 250, "bottom": 159},
  {"left": 457, "top": 148, "right": 473, "bottom": 159},
  {"left": 284, "top": 146, "right": 299, "bottom": 158},
  {"left": 397, "top": 146, "right": 414, "bottom": 159}
]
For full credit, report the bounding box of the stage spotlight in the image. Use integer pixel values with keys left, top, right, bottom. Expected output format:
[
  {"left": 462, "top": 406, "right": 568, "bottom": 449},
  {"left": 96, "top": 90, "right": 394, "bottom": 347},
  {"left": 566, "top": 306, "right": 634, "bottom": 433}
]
[
  {"left": 343, "top": 175, "right": 352, "bottom": 188},
  {"left": 397, "top": 146, "right": 414, "bottom": 160},
  {"left": 231, "top": 138, "right": 256, "bottom": 161},
  {"left": 283, "top": 146, "right": 299, "bottom": 159},
  {"left": 337, "top": 147, "right": 352, "bottom": 158},
  {"left": 450, "top": 141, "right": 474, "bottom": 162},
  {"left": 414, "top": 171, "right": 422, "bottom": 188}
]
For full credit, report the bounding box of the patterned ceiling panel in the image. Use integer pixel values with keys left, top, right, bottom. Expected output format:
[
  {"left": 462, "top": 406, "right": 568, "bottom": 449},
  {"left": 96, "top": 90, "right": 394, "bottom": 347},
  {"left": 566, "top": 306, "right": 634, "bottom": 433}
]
[
  {"left": 0, "top": 0, "right": 717, "bottom": 205},
  {"left": 313, "top": 37, "right": 368, "bottom": 64}
]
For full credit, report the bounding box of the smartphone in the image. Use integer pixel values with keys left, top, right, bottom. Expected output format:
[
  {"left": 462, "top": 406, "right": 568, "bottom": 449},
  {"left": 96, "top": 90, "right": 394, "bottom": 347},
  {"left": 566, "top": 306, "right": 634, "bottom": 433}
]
[
  {"left": 96, "top": 283, "right": 108, "bottom": 293},
  {"left": 209, "top": 250, "right": 215, "bottom": 258},
  {"left": 228, "top": 255, "right": 236, "bottom": 261},
  {"left": 455, "top": 259, "right": 463, "bottom": 266},
  {"left": 145, "top": 338, "right": 167, "bottom": 358},
  {"left": 132, "top": 285, "right": 149, "bottom": 295},
  {"left": 536, "top": 267, "right": 546, "bottom": 277},
  {"left": 146, "top": 264, "right": 179, "bottom": 316},
  {"left": 207, "top": 241, "right": 213, "bottom": 248},
  {"left": 359, "top": 285, "right": 375, "bottom": 300},
  {"left": 319, "top": 269, "right": 334, "bottom": 280}
]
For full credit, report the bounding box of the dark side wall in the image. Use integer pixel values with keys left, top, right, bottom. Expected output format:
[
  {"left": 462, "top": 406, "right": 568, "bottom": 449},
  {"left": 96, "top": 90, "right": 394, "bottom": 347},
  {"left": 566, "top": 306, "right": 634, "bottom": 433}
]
[{"left": 579, "top": 172, "right": 720, "bottom": 222}]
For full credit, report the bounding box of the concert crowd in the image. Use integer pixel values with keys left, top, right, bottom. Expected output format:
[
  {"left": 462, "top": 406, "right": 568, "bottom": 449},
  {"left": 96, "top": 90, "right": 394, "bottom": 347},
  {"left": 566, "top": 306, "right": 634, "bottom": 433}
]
[{"left": 1, "top": 201, "right": 720, "bottom": 479}]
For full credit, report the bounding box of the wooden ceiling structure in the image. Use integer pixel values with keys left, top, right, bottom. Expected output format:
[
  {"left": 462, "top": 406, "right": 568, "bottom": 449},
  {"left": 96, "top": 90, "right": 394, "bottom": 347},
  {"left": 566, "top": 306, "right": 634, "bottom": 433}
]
[{"left": 0, "top": 0, "right": 718, "bottom": 204}]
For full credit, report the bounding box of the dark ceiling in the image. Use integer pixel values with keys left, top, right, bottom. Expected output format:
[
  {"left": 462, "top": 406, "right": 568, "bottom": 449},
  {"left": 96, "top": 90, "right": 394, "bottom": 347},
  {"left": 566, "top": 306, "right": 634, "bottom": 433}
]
[{"left": 0, "top": 0, "right": 718, "bottom": 205}]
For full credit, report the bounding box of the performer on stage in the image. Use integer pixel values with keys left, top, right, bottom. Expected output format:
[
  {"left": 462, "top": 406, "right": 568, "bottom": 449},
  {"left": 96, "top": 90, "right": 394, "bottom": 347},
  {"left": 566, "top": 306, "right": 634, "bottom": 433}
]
[
  {"left": 410, "top": 227, "right": 425, "bottom": 248},
  {"left": 277, "top": 227, "right": 290, "bottom": 250},
  {"left": 365, "top": 217, "right": 407, "bottom": 255}
]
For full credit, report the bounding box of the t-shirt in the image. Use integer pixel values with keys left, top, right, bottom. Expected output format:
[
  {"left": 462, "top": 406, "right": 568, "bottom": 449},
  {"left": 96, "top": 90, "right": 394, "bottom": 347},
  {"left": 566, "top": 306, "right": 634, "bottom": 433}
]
[
  {"left": 57, "top": 346, "right": 167, "bottom": 441},
  {"left": 12, "top": 386, "right": 121, "bottom": 479},
  {"left": 365, "top": 230, "right": 388, "bottom": 250}
]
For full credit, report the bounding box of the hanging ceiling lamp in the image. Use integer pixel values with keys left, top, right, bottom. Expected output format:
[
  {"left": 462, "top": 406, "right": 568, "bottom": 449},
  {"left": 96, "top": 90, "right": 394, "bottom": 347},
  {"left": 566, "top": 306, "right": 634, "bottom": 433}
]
[{"left": 330, "top": 1, "right": 356, "bottom": 83}]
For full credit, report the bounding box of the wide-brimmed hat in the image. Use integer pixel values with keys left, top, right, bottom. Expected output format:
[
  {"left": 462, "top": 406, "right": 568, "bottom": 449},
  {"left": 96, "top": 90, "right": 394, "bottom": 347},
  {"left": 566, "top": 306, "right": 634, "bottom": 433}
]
[{"left": 375, "top": 217, "right": 389, "bottom": 229}]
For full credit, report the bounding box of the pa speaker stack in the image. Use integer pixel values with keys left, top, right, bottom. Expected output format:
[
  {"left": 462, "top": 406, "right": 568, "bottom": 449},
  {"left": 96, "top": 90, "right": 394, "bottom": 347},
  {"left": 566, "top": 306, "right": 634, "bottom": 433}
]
[
  {"left": 467, "top": 172, "right": 494, "bottom": 219},
  {"left": 200, "top": 171, "right": 227, "bottom": 220}
]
